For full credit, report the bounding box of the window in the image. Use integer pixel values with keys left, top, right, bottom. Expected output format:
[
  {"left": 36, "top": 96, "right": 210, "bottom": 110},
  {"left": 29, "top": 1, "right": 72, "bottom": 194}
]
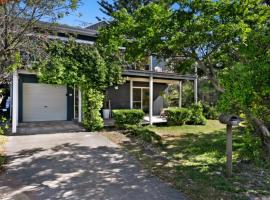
[{"left": 132, "top": 87, "right": 149, "bottom": 113}]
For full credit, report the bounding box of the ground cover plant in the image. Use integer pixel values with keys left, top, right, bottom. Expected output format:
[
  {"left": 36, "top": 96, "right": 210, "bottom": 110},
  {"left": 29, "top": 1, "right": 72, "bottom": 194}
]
[{"left": 125, "top": 124, "right": 162, "bottom": 146}]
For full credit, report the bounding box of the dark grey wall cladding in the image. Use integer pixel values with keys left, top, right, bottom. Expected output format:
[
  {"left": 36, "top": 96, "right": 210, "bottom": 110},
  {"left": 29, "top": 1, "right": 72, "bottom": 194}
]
[
  {"left": 106, "top": 82, "right": 130, "bottom": 109},
  {"left": 106, "top": 81, "right": 168, "bottom": 115},
  {"left": 18, "top": 74, "right": 38, "bottom": 123}
]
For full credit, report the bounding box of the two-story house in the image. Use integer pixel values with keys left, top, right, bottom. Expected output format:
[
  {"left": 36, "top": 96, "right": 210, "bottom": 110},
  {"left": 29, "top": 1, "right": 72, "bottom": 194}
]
[{"left": 10, "top": 22, "right": 198, "bottom": 133}]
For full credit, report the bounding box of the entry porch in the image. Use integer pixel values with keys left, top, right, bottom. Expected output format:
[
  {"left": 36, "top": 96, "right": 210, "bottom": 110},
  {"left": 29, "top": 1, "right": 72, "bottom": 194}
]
[{"left": 103, "top": 70, "right": 198, "bottom": 125}]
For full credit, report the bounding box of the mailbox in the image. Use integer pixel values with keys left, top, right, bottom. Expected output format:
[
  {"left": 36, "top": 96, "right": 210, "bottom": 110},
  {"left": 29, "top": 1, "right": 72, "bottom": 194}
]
[
  {"left": 219, "top": 114, "right": 241, "bottom": 126},
  {"left": 219, "top": 114, "right": 242, "bottom": 178}
]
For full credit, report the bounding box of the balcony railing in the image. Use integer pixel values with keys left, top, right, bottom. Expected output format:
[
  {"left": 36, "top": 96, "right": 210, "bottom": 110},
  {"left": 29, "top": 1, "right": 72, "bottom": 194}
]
[{"left": 123, "top": 57, "right": 177, "bottom": 74}]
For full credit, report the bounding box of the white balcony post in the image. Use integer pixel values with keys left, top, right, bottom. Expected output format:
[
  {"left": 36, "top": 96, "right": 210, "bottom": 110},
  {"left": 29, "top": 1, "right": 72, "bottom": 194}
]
[
  {"left": 179, "top": 81, "right": 182, "bottom": 108},
  {"left": 78, "top": 87, "right": 82, "bottom": 123},
  {"left": 12, "top": 71, "right": 18, "bottom": 133},
  {"left": 149, "top": 55, "right": 153, "bottom": 125},
  {"left": 130, "top": 80, "right": 133, "bottom": 109},
  {"left": 194, "top": 65, "right": 198, "bottom": 104}
]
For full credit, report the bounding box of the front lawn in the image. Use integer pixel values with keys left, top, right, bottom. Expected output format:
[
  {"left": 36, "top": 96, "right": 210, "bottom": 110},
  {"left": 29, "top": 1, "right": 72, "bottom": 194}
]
[{"left": 121, "top": 120, "right": 270, "bottom": 200}]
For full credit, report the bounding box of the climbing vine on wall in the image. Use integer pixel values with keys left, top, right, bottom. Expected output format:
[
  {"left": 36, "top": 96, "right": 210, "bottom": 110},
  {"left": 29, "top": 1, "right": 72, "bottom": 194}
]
[{"left": 35, "top": 40, "right": 123, "bottom": 131}]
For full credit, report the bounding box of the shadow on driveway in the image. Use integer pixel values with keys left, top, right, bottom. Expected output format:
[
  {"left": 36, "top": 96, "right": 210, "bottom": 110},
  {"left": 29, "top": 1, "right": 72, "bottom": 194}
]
[{"left": 0, "top": 133, "right": 185, "bottom": 200}]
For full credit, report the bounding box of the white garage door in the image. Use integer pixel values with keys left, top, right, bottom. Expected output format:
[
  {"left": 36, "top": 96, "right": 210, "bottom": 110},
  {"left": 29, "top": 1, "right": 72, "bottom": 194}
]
[{"left": 23, "top": 83, "right": 67, "bottom": 122}]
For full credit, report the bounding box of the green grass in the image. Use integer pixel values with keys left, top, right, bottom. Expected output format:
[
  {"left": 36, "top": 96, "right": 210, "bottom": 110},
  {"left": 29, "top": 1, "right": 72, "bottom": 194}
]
[
  {"left": 125, "top": 120, "right": 270, "bottom": 200},
  {"left": 152, "top": 120, "right": 225, "bottom": 136}
]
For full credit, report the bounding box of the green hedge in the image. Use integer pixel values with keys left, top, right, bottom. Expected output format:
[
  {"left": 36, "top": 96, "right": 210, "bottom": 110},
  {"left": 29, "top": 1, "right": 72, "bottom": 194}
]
[
  {"left": 112, "top": 109, "right": 144, "bottom": 128},
  {"left": 165, "top": 103, "right": 207, "bottom": 126},
  {"left": 165, "top": 107, "right": 192, "bottom": 125}
]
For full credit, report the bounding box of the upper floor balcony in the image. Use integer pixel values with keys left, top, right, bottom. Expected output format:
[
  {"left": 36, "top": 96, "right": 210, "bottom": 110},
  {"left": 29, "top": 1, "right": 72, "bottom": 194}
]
[
  {"left": 124, "top": 55, "right": 174, "bottom": 73},
  {"left": 123, "top": 55, "right": 196, "bottom": 81}
]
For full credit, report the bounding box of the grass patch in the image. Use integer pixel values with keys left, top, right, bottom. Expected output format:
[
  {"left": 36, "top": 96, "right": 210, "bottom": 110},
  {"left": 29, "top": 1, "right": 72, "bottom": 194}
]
[{"left": 123, "top": 120, "right": 270, "bottom": 200}]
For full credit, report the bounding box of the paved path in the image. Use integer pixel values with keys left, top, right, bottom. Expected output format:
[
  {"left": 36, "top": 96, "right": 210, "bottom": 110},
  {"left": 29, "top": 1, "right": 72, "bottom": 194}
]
[{"left": 0, "top": 132, "right": 185, "bottom": 200}]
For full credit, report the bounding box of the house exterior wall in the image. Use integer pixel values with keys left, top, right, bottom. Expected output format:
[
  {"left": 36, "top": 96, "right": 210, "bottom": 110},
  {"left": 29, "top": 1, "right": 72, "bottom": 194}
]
[
  {"left": 106, "top": 81, "right": 167, "bottom": 115},
  {"left": 106, "top": 82, "right": 131, "bottom": 110}
]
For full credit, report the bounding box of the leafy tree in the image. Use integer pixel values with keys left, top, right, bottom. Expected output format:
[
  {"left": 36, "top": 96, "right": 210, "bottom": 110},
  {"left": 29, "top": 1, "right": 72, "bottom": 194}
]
[
  {"left": 97, "top": 0, "right": 153, "bottom": 17},
  {"left": 97, "top": 0, "right": 270, "bottom": 154},
  {"left": 98, "top": 1, "right": 269, "bottom": 92},
  {"left": 36, "top": 41, "right": 123, "bottom": 131},
  {"left": 0, "top": 0, "right": 80, "bottom": 83},
  {"left": 219, "top": 26, "right": 270, "bottom": 157}
]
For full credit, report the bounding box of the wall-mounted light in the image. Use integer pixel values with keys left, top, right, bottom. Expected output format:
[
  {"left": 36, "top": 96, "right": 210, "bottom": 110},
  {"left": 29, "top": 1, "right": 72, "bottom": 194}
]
[{"left": 114, "top": 86, "right": 119, "bottom": 90}]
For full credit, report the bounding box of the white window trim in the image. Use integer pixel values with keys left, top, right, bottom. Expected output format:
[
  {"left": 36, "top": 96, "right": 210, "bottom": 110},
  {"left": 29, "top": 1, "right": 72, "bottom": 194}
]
[{"left": 132, "top": 87, "right": 149, "bottom": 110}]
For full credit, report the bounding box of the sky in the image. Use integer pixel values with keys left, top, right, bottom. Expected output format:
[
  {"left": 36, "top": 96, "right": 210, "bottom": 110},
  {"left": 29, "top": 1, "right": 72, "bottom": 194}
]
[{"left": 58, "top": 0, "right": 110, "bottom": 27}]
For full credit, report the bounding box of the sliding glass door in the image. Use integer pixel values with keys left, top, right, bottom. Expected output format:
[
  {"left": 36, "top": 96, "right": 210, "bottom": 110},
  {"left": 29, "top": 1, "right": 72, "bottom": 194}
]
[{"left": 133, "top": 87, "right": 149, "bottom": 113}]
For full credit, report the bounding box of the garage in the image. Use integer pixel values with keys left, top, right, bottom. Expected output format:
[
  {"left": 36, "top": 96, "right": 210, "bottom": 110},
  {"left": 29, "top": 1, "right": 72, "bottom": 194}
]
[{"left": 22, "top": 83, "right": 67, "bottom": 122}]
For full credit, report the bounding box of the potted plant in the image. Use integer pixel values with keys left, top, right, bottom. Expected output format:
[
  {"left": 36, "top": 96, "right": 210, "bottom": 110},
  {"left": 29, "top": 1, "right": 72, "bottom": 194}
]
[{"left": 102, "top": 99, "right": 111, "bottom": 119}]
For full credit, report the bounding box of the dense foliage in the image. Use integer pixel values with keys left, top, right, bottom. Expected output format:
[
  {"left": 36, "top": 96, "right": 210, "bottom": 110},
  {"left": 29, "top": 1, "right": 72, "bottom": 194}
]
[
  {"left": 36, "top": 41, "right": 123, "bottom": 131},
  {"left": 98, "top": 0, "right": 153, "bottom": 16},
  {"left": 112, "top": 109, "right": 144, "bottom": 128},
  {"left": 219, "top": 26, "right": 270, "bottom": 157},
  {"left": 166, "top": 103, "right": 206, "bottom": 126},
  {"left": 203, "top": 103, "right": 219, "bottom": 120},
  {"left": 188, "top": 103, "right": 207, "bottom": 125},
  {"left": 165, "top": 108, "right": 192, "bottom": 126},
  {"left": 98, "top": 0, "right": 269, "bottom": 92},
  {"left": 0, "top": 0, "right": 80, "bottom": 83},
  {"left": 82, "top": 88, "right": 104, "bottom": 130}
]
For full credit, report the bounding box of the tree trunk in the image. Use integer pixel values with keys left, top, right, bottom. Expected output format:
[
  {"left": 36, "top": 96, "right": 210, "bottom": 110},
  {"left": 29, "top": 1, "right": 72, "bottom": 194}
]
[
  {"left": 252, "top": 118, "right": 270, "bottom": 158},
  {"left": 196, "top": 60, "right": 225, "bottom": 93}
]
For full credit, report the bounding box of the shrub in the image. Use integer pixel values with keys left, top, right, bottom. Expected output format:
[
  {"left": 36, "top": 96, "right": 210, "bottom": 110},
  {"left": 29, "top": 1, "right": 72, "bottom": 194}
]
[
  {"left": 188, "top": 102, "right": 207, "bottom": 125},
  {"left": 237, "top": 128, "right": 265, "bottom": 165},
  {"left": 113, "top": 109, "right": 144, "bottom": 128},
  {"left": 82, "top": 88, "right": 104, "bottom": 131},
  {"left": 203, "top": 103, "right": 219, "bottom": 120},
  {"left": 165, "top": 107, "right": 192, "bottom": 125},
  {"left": 0, "top": 117, "right": 8, "bottom": 135},
  {"left": 125, "top": 124, "right": 162, "bottom": 145}
]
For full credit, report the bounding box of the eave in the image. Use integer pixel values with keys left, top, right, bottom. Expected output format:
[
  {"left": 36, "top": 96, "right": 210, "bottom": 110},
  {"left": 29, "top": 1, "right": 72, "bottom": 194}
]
[{"left": 123, "top": 70, "right": 196, "bottom": 81}]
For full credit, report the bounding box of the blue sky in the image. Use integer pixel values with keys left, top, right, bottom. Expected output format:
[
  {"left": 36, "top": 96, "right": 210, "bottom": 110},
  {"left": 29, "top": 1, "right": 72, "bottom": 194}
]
[{"left": 58, "top": 0, "right": 110, "bottom": 27}]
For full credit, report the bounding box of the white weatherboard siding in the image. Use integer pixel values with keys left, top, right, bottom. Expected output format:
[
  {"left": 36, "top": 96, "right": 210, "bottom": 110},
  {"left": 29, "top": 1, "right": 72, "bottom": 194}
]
[{"left": 23, "top": 83, "right": 67, "bottom": 122}]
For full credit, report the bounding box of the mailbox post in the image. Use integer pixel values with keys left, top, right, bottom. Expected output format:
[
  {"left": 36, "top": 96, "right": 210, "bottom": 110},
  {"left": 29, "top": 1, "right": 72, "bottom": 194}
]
[{"left": 219, "top": 114, "right": 241, "bottom": 178}]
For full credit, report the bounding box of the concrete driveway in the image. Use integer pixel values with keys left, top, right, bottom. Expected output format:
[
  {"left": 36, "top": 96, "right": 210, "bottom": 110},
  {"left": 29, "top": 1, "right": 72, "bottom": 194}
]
[{"left": 0, "top": 132, "right": 185, "bottom": 200}]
